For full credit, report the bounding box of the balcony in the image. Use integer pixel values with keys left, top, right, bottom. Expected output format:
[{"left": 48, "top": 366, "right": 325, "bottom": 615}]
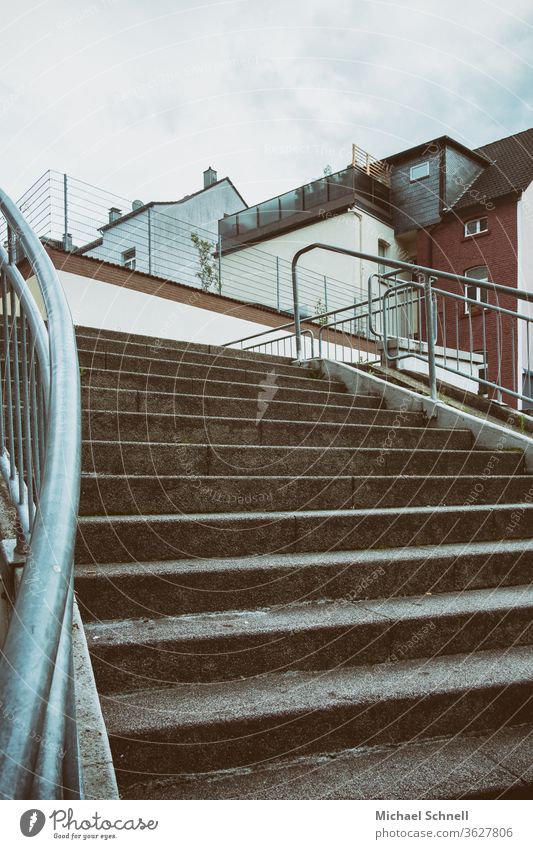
[{"left": 219, "top": 164, "right": 391, "bottom": 246}]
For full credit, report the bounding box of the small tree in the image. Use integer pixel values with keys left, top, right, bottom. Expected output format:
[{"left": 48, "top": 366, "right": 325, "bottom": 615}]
[
  {"left": 190, "top": 232, "right": 220, "bottom": 292},
  {"left": 314, "top": 296, "right": 328, "bottom": 325}
]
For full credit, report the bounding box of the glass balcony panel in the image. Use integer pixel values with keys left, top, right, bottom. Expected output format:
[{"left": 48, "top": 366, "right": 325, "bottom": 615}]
[
  {"left": 303, "top": 178, "right": 328, "bottom": 209},
  {"left": 236, "top": 207, "right": 259, "bottom": 233},
  {"left": 328, "top": 169, "right": 355, "bottom": 201},
  {"left": 258, "top": 197, "right": 280, "bottom": 227},
  {"left": 279, "top": 188, "right": 303, "bottom": 219}
]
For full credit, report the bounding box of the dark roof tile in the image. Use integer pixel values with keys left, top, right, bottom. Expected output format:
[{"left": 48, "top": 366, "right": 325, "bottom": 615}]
[{"left": 454, "top": 128, "right": 533, "bottom": 210}]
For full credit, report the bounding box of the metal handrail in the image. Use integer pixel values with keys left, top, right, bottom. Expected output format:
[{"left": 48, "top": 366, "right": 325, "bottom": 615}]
[
  {"left": 0, "top": 188, "right": 82, "bottom": 799},
  {"left": 226, "top": 241, "right": 533, "bottom": 409}
]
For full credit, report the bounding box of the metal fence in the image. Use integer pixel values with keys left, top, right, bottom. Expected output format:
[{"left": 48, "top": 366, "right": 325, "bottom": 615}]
[
  {"left": 7, "top": 170, "right": 369, "bottom": 316},
  {"left": 226, "top": 244, "right": 533, "bottom": 412}
]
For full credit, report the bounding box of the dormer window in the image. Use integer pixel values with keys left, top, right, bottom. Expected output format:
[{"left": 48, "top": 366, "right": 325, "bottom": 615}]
[
  {"left": 464, "top": 217, "right": 488, "bottom": 237},
  {"left": 409, "top": 161, "right": 430, "bottom": 182}
]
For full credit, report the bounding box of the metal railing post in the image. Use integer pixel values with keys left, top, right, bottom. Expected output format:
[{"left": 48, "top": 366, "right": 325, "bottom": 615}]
[
  {"left": 423, "top": 274, "right": 438, "bottom": 402},
  {"left": 63, "top": 174, "right": 69, "bottom": 251},
  {"left": 217, "top": 234, "right": 222, "bottom": 294},
  {"left": 276, "top": 256, "right": 280, "bottom": 312},
  {"left": 291, "top": 260, "right": 302, "bottom": 360}
]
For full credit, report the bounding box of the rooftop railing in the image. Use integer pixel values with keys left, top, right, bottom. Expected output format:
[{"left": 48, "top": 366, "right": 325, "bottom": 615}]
[{"left": 7, "top": 170, "right": 374, "bottom": 318}]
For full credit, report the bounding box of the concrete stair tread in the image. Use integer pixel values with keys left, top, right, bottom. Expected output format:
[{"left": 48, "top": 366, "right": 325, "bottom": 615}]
[
  {"left": 84, "top": 584, "right": 533, "bottom": 648},
  {"left": 77, "top": 340, "right": 303, "bottom": 374},
  {"left": 122, "top": 722, "right": 533, "bottom": 799},
  {"left": 78, "top": 501, "right": 532, "bottom": 524},
  {"left": 81, "top": 368, "right": 366, "bottom": 404},
  {"left": 76, "top": 537, "right": 533, "bottom": 584},
  {"left": 81, "top": 387, "right": 411, "bottom": 420},
  {"left": 82, "top": 439, "right": 526, "bottom": 477},
  {"left": 78, "top": 349, "right": 343, "bottom": 389},
  {"left": 101, "top": 644, "right": 533, "bottom": 736},
  {"left": 79, "top": 472, "right": 533, "bottom": 515},
  {"left": 80, "top": 472, "right": 533, "bottom": 483},
  {"left": 83, "top": 408, "right": 467, "bottom": 435},
  {"left": 75, "top": 327, "right": 295, "bottom": 365},
  {"left": 76, "top": 502, "right": 533, "bottom": 562}
]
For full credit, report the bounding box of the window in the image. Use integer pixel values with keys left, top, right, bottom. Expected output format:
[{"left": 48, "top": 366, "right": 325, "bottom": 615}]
[
  {"left": 464, "top": 266, "right": 489, "bottom": 314},
  {"left": 409, "top": 161, "right": 430, "bottom": 182},
  {"left": 464, "top": 217, "right": 488, "bottom": 237},
  {"left": 122, "top": 247, "right": 136, "bottom": 270},
  {"left": 378, "top": 239, "right": 390, "bottom": 275}
]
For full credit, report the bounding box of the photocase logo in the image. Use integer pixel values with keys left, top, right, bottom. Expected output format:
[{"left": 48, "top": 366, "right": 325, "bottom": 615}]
[
  {"left": 20, "top": 809, "right": 46, "bottom": 837},
  {"left": 256, "top": 369, "right": 280, "bottom": 423}
]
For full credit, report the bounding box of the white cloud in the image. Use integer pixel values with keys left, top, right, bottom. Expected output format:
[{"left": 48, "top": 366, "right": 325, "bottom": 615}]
[{"left": 0, "top": 0, "right": 531, "bottom": 205}]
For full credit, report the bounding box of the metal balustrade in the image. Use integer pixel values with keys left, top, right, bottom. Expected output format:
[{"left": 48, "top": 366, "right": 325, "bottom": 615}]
[
  {"left": 8, "top": 170, "right": 368, "bottom": 318},
  {"left": 0, "top": 188, "right": 82, "bottom": 799},
  {"left": 225, "top": 243, "right": 533, "bottom": 412}
]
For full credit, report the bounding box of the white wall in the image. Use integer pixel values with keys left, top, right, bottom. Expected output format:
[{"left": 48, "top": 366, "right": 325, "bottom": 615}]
[
  {"left": 220, "top": 208, "right": 404, "bottom": 315},
  {"left": 84, "top": 180, "right": 244, "bottom": 289},
  {"left": 28, "top": 270, "right": 281, "bottom": 347}
]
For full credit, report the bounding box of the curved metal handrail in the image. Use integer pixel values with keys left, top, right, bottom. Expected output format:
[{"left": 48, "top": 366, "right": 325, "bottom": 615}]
[{"left": 0, "top": 188, "right": 82, "bottom": 799}]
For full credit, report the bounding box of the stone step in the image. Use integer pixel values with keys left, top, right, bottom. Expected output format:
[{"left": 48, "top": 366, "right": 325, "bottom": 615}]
[
  {"left": 76, "top": 332, "right": 301, "bottom": 373},
  {"left": 75, "top": 326, "right": 295, "bottom": 366},
  {"left": 80, "top": 386, "right": 422, "bottom": 426},
  {"left": 75, "top": 502, "right": 532, "bottom": 563},
  {"left": 121, "top": 722, "right": 533, "bottom": 799},
  {"left": 85, "top": 585, "right": 533, "bottom": 692},
  {"left": 79, "top": 474, "right": 533, "bottom": 516},
  {"left": 75, "top": 539, "right": 533, "bottom": 621},
  {"left": 80, "top": 367, "right": 377, "bottom": 406},
  {"left": 82, "top": 410, "right": 471, "bottom": 449},
  {"left": 77, "top": 349, "right": 332, "bottom": 390},
  {"left": 101, "top": 645, "right": 533, "bottom": 782},
  {"left": 82, "top": 440, "right": 526, "bottom": 478}
]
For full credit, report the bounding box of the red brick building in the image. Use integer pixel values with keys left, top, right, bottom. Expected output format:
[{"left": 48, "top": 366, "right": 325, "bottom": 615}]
[{"left": 385, "top": 129, "right": 533, "bottom": 408}]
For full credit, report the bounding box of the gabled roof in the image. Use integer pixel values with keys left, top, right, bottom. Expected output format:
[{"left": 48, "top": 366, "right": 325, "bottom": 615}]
[
  {"left": 385, "top": 135, "right": 488, "bottom": 167},
  {"left": 454, "top": 127, "right": 533, "bottom": 209},
  {"left": 99, "top": 176, "right": 247, "bottom": 232}
]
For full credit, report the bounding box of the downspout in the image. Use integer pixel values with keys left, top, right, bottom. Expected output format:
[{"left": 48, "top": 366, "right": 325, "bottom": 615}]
[{"left": 349, "top": 207, "right": 364, "bottom": 293}]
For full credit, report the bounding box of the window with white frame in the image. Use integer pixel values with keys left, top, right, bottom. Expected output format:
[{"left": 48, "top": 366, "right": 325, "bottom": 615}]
[
  {"left": 464, "top": 266, "right": 489, "bottom": 314},
  {"left": 122, "top": 247, "right": 136, "bottom": 270},
  {"left": 378, "top": 239, "right": 390, "bottom": 275},
  {"left": 409, "top": 161, "right": 430, "bottom": 182},
  {"left": 464, "top": 217, "right": 488, "bottom": 237}
]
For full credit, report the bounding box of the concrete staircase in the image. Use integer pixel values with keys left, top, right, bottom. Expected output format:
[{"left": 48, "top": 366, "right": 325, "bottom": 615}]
[{"left": 74, "top": 326, "right": 533, "bottom": 800}]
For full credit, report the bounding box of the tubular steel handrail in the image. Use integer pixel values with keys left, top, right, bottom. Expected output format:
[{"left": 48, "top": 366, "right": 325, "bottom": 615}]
[
  {"left": 226, "top": 242, "right": 533, "bottom": 409},
  {"left": 0, "top": 187, "right": 82, "bottom": 799}
]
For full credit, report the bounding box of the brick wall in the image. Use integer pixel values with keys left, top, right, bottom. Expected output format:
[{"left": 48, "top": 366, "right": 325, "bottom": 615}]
[{"left": 416, "top": 196, "right": 519, "bottom": 404}]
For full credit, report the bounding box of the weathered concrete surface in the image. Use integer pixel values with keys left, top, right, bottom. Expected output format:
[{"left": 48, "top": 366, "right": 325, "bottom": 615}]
[
  {"left": 122, "top": 724, "right": 533, "bottom": 800},
  {"left": 72, "top": 600, "right": 119, "bottom": 800}
]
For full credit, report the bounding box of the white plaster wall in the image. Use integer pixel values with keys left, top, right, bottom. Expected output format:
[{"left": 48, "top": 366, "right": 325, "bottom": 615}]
[
  {"left": 220, "top": 209, "right": 405, "bottom": 315},
  {"left": 85, "top": 180, "right": 244, "bottom": 288},
  {"left": 27, "top": 270, "right": 282, "bottom": 347}
]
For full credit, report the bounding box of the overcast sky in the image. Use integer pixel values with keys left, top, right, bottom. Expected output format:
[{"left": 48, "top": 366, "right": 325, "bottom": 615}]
[{"left": 1, "top": 0, "right": 532, "bottom": 207}]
